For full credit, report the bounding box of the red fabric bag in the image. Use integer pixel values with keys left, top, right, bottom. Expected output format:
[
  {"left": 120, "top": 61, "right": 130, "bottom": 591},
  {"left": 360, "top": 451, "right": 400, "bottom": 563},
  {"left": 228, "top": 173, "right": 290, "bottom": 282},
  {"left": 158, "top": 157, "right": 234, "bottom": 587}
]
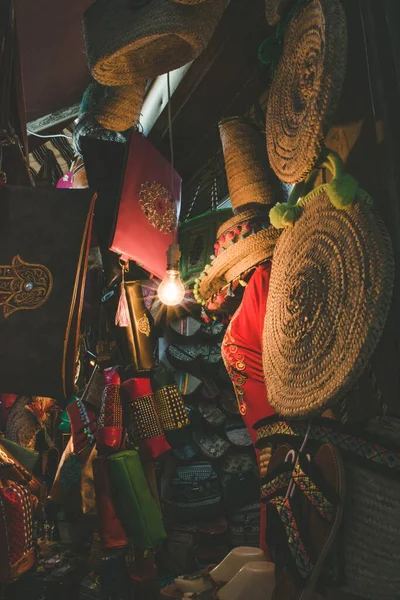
[{"left": 110, "top": 131, "right": 181, "bottom": 279}]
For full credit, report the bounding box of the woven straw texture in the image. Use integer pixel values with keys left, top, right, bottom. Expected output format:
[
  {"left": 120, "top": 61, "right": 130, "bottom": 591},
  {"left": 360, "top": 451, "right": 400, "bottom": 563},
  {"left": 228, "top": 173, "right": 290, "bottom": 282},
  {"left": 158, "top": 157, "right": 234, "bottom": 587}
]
[
  {"left": 90, "top": 82, "right": 146, "bottom": 131},
  {"left": 199, "top": 224, "right": 280, "bottom": 302},
  {"left": 263, "top": 189, "right": 394, "bottom": 418},
  {"left": 219, "top": 117, "right": 280, "bottom": 212},
  {"left": 265, "top": 0, "right": 295, "bottom": 26},
  {"left": 266, "top": 0, "right": 347, "bottom": 183},
  {"left": 82, "top": 81, "right": 146, "bottom": 132},
  {"left": 83, "top": 0, "right": 227, "bottom": 84},
  {"left": 341, "top": 417, "right": 400, "bottom": 600}
]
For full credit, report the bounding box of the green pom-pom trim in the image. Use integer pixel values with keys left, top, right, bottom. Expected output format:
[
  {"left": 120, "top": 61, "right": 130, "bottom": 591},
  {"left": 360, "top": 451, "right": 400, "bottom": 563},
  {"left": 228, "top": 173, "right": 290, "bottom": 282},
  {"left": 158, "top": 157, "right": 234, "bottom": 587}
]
[
  {"left": 270, "top": 202, "right": 300, "bottom": 229},
  {"left": 326, "top": 174, "right": 359, "bottom": 210}
]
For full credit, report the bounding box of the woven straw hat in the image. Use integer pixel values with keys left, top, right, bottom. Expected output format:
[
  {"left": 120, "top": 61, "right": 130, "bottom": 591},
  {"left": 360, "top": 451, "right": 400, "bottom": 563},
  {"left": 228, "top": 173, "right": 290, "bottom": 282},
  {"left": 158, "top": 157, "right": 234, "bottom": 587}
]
[
  {"left": 194, "top": 117, "right": 283, "bottom": 304},
  {"left": 83, "top": 0, "right": 227, "bottom": 84},
  {"left": 263, "top": 152, "right": 394, "bottom": 418},
  {"left": 83, "top": 81, "right": 146, "bottom": 132},
  {"left": 265, "top": 0, "right": 295, "bottom": 26},
  {"left": 266, "top": 0, "right": 347, "bottom": 184}
]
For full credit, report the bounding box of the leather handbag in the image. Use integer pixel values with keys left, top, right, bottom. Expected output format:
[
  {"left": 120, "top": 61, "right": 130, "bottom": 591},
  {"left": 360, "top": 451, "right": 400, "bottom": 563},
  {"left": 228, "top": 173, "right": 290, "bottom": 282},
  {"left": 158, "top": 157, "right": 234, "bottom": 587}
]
[
  {"left": 116, "top": 281, "right": 154, "bottom": 371},
  {"left": 0, "top": 185, "right": 96, "bottom": 399},
  {"left": 92, "top": 455, "right": 128, "bottom": 549},
  {"left": 0, "top": 440, "right": 43, "bottom": 499},
  {"left": 0, "top": 481, "right": 35, "bottom": 583},
  {"left": 110, "top": 131, "right": 182, "bottom": 280},
  {"left": 107, "top": 449, "right": 167, "bottom": 550}
]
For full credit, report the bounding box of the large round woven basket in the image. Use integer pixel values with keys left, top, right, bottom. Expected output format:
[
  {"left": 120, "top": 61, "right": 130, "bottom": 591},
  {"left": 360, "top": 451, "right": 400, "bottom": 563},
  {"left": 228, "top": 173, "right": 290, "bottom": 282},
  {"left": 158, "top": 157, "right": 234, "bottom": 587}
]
[
  {"left": 265, "top": 0, "right": 295, "bottom": 26},
  {"left": 83, "top": 0, "right": 227, "bottom": 84},
  {"left": 341, "top": 417, "right": 400, "bottom": 600},
  {"left": 219, "top": 117, "right": 281, "bottom": 212},
  {"left": 266, "top": 0, "right": 347, "bottom": 183},
  {"left": 263, "top": 185, "right": 394, "bottom": 418},
  {"left": 83, "top": 81, "right": 147, "bottom": 132}
]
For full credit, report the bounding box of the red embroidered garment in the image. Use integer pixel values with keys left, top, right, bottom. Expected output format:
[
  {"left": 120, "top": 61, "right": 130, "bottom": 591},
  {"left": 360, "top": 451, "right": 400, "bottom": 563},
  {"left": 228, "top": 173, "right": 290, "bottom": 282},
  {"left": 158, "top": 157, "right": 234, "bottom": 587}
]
[{"left": 221, "top": 262, "right": 275, "bottom": 552}]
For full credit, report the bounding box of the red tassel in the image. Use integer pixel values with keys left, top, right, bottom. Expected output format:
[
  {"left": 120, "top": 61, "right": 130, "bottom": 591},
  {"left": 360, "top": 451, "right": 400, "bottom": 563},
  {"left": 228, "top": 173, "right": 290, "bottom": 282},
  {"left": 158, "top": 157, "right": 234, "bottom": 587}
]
[{"left": 115, "top": 283, "right": 131, "bottom": 327}]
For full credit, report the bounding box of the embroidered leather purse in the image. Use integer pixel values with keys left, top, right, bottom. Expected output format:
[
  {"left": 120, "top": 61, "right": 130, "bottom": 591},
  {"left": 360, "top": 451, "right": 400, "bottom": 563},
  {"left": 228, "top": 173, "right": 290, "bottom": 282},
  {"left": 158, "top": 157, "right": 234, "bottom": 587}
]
[
  {"left": 0, "top": 185, "right": 96, "bottom": 398},
  {"left": 110, "top": 131, "right": 181, "bottom": 280}
]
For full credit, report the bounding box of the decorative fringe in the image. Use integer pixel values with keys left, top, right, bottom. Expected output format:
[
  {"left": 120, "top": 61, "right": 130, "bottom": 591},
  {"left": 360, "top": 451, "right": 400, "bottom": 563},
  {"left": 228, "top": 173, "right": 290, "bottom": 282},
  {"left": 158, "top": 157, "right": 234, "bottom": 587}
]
[
  {"left": 326, "top": 174, "right": 358, "bottom": 210},
  {"left": 270, "top": 202, "right": 300, "bottom": 229},
  {"left": 115, "top": 283, "right": 131, "bottom": 328}
]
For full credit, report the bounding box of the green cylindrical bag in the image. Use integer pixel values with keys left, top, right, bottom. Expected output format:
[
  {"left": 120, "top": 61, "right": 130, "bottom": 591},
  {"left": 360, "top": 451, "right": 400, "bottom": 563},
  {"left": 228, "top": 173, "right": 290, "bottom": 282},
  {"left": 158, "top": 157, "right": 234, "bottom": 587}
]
[{"left": 107, "top": 450, "right": 166, "bottom": 550}]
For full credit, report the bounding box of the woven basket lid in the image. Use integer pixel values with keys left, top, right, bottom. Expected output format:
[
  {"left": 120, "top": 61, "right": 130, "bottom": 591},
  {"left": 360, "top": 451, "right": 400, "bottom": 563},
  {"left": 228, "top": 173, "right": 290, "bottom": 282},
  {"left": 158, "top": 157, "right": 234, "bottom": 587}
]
[
  {"left": 266, "top": 0, "right": 347, "bottom": 184},
  {"left": 219, "top": 117, "right": 281, "bottom": 213},
  {"left": 263, "top": 154, "right": 394, "bottom": 418},
  {"left": 83, "top": 81, "right": 147, "bottom": 132},
  {"left": 265, "top": 0, "right": 296, "bottom": 26},
  {"left": 83, "top": 0, "right": 227, "bottom": 84}
]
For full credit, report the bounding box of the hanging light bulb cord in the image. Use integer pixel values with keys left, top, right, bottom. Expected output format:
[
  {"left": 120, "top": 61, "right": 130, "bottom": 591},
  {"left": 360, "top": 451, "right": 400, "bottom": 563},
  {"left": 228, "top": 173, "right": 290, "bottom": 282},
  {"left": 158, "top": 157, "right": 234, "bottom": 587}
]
[{"left": 167, "top": 72, "right": 178, "bottom": 245}]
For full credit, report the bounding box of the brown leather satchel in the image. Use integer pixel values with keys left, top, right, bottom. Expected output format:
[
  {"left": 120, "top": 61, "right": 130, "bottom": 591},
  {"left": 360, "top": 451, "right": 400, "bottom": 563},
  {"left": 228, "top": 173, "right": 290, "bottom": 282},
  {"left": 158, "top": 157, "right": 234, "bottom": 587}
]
[{"left": 0, "top": 185, "right": 96, "bottom": 399}]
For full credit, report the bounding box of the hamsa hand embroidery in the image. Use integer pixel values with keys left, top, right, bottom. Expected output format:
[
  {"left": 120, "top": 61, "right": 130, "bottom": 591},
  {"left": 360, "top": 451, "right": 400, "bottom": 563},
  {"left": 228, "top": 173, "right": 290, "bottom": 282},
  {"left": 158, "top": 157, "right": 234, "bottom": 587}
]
[{"left": 0, "top": 255, "right": 53, "bottom": 318}]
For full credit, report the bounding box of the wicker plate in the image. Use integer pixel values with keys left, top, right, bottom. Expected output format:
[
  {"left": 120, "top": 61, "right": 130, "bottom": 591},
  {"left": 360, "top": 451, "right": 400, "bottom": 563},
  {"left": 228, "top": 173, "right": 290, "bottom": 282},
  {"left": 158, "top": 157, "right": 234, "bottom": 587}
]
[
  {"left": 266, "top": 0, "right": 347, "bottom": 183},
  {"left": 263, "top": 187, "right": 394, "bottom": 418}
]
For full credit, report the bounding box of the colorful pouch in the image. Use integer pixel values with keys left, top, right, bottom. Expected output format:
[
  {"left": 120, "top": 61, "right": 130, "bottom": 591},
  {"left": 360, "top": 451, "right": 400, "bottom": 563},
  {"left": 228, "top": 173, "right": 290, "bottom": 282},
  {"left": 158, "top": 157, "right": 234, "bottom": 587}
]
[
  {"left": 97, "top": 366, "right": 125, "bottom": 454},
  {"left": 107, "top": 449, "right": 167, "bottom": 550},
  {"left": 0, "top": 482, "right": 35, "bottom": 583},
  {"left": 122, "top": 377, "right": 171, "bottom": 460}
]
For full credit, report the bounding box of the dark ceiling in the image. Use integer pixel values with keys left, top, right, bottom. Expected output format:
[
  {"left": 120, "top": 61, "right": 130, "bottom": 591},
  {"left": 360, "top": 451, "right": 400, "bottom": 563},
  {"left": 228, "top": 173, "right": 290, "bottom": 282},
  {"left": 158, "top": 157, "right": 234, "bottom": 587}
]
[
  {"left": 14, "top": 0, "right": 271, "bottom": 215},
  {"left": 15, "top": 0, "right": 93, "bottom": 123}
]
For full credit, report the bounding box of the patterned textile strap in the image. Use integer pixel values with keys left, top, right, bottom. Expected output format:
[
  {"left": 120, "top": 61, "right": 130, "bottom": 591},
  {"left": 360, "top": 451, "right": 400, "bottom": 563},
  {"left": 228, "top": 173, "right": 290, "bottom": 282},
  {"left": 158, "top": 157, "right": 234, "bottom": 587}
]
[
  {"left": 269, "top": 496, "right": 313, "bottom": 580},
  {"left": 292, "top": 463, "right": 334, "bottom": 523},
  {"left": 261, "top": 471, "right": 292, "bottom": 501},
  {"left": 255, "top": 420, "right": 400, "bottom": 473}
]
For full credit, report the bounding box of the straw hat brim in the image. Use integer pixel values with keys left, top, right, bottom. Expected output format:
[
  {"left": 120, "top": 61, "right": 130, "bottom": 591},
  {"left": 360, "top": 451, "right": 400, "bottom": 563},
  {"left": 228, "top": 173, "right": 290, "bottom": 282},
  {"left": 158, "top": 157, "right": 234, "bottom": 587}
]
[
  {"left": 263, "top": 188, "right": 394, "bottom": 418},
  {"left": 266, "top": 0, "right": 347, "bottom": 183},
  {"left": 84, "top": 0, "right": 227, "bottom": 84},
  {"left": 199, "top": 225, "right": 280, "bottom": 302}
]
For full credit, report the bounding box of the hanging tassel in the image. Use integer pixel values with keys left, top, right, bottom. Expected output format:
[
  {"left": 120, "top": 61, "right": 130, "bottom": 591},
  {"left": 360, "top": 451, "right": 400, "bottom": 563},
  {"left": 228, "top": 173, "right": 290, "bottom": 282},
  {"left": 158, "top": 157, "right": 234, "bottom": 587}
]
[{"left": 115, "top": 261, "right": 131, "bottom": 328}]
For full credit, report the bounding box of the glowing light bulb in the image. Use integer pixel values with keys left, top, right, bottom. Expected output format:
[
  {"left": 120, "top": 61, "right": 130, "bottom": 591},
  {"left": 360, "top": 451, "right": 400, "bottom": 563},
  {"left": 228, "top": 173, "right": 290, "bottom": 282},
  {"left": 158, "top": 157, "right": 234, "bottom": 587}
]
[
  {"left": 158, "top": 243, "right": 185, "bottom": 306},
  {"left": 158, "top": 269, "right": 185, "bottom": 306}
]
